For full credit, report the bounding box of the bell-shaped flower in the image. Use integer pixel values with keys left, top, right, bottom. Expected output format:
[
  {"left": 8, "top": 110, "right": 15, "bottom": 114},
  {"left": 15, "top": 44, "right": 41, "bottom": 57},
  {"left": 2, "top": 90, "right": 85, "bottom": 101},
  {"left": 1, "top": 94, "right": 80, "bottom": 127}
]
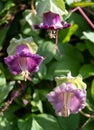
[
  {"left": 34, "top": 11, "right": 70, "bottom": 30},
  {"left": 4, "top": 44, "right": 44, "bottom": 81},
  {"left": 47, "top": 82, "right": 86, "bottom": 117}
]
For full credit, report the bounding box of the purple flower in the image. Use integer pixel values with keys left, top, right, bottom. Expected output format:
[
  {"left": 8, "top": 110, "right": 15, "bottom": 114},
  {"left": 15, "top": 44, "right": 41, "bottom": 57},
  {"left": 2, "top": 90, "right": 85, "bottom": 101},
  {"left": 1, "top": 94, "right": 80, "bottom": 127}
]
[
  {"left": 4, "top": 44, "right": 44, "bottom": 80},
  {"left": 47, "top": 82, "right": 86, "bottom": 117},
  {"left": 34, "top": 11, "right": 70, "bottom": 30}
]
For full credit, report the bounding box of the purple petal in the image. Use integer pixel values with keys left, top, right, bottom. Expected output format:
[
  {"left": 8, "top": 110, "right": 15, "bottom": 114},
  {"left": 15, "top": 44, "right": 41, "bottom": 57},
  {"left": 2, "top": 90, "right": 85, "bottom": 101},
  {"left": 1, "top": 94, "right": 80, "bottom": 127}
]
[
  {"left": 4, "top": 44, "right": 44, "bottom": 75},
  {"left": 47, "top": 82, "right": 86, "bottom": 116},
  {"left": 16, "top": 44, "right": 30, "bottom": 53},
  {"left": 34, "top": 25, "right": 41, "bottom": 29},
  {"left": 61, "top": 21, "right": 71, "bottom": 28},
  {"left": 25, "top": 54, "right": 44, "bottom": 73},
  {"left": 4, "top": 55, "right": 22, "bottom": 75},
  {"left": 34, "top": 12, "right": 71, "bottom": 30},
  {"left": 70, "top": 90, "right": 86, "bottom": 113},
  {"left": 48, "top": 90, "right": 64, "bottom": 116}
]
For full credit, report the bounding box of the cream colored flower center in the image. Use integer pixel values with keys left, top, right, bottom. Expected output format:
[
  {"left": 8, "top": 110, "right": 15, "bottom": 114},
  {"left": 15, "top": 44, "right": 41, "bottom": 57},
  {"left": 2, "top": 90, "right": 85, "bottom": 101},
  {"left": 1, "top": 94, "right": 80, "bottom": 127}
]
[
  {"left": 47, "top": 30, "right": 56, "bottom": 38},
  {"left": 21, "top": 70, "right": 30, "bottom": 81},
  {"left": 62, "top": 92, "right": 73, "bottom": 117},
  {"left": 18, "top": 57, "right": 31, "bottom": 81}
]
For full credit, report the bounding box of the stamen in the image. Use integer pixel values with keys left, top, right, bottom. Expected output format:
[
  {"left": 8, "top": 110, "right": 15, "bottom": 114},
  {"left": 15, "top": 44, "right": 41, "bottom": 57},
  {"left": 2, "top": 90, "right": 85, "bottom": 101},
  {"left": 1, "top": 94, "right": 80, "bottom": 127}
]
[
  {"left": 48, "top": 30, "right": 56, "bottom": 38},
  {"left": 62, "top": 92, "right": 73, "bottom": 117},
  {"left": 21, "top": 70, "right": 32, "bottom": 81},
  {"left": 47, "top": 30, "right": 61, "bottom": 55},
  {"left": 18, "top": 57, "right": 31, "bottom": 81}
]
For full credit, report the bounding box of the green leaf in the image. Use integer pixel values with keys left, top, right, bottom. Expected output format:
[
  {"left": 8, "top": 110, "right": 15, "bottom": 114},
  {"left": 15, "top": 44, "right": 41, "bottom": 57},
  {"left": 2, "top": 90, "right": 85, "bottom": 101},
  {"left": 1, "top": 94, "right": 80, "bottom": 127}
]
[
  {"left": 85, "top": 41, "right": 94, "bottom": 57},
  {"left": 71, "top": 2, "right": 94, "bottom": 7},
  {"left": 0, "top": 77, "right": 14, "bottom": 103},
  {"left": 0, "top": 26, "right": 10, "bottom": 47},
  {"left": 0, "top": 74, "right": 6, "bottom": 87},
  {"left": 52, "top": 0, "right": 65, "bottom": 11},
  {"left": 0, "top": 1, "right": 3, "bottom": 11},
  {"left": 79, "top": 64, "right": 94, "bottom": 79},
  {"left": 24, "top": 9, "right": 41, "bottom": 26},
  {"left": 37, "top": 41, "right": 56, "bottom": 64},
  {"left": 47, "top": 43, "right": 84, "bottom": 78},
  {"left": 33, "top": 114, "right": 62, "bottom": 130},
  {"left": 0, "top": 0, "right": 15, "bottom": 15},
  {"left": 18, "top": 118, "right": 32, "bottom": 130},
  {"left": 31, "top": 100, "right": 43, "bottom": 113},
  {"left": 18, "top": 114, "right": 62, "bottom": 130},
  {"left": 68, "top": 13, "right": 91, "bottom": 37},
  {"left": 83, "top": 120, "right": 94, "bottom": 130},
  {"left": 31, "top": 118, "right": 43, "bottom": 130},
  {"left": 83, "top": 33, "right": 94, "bottom": 57},
  {"left": 55, "top": 43, "right": 83, "bottom": 62},
  {"left": 59, "top": 24, "right": 78, "bottom": 43},
  {"left": 37, "top": 63, "right": 47, "bottom": 79},
  {"left": 36, "top": 0, "right": 67, "bottom": 17},
  {"left": 0, "top": 0, "right": 15, "bottom": 26},
  {"left": 48, "top": 60, "right": 80, "bottom": 79},
  {"left": 66, "top": 0, "right": 73, "bottom": 5},
  {"left": 76, "top": 42, "right": 87, "bottom": 52},
  {"left": 49, "top": 54, "right": 83, "bottom": 79},
  {"left": 66, "top": 0, "right": 81, "bottom": 5},
  {"left": 83, "top": 31, "right": 94, "bottom": 43},
  {"left": 0, "top": 108, "right": 19, "bottom": 130},
  {"left": 56, "top": 114, "right": 80, "bottom": 130},
  {"left": 3, "top": 0, "right": 15, "bottom": 11},
  {"left": 36, "top": 89, "right": 49, "bottom": 101},
  {"left": 91, "top": 80, "right": 94, "bottom": 101},
  {"left": 31, "top": 89, "right": 43, "bottom": 113}
]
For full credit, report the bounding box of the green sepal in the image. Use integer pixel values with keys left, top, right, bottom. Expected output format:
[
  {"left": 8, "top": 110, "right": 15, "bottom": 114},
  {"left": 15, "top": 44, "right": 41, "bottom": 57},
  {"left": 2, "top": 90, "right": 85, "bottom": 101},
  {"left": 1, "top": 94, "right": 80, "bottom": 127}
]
[
  {"left": 36, "top": 0, "right": 68, "bottom": 17},
  {"left": 7, "top": 34, "right": 38, "bottom": 55},
  {"left": 55, "top": 72, "right": 87, "bottom": 90},
  {"left": 23, "top": 9, "right": 42, "bottom": 26}
]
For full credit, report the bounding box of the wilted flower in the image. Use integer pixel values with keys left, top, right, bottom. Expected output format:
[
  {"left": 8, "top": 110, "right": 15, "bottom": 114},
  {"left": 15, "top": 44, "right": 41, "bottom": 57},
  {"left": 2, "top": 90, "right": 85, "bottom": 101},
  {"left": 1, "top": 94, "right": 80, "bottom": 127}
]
[
  {"left": 47, "top": 82, "right": 86, "bottom": 117},
  {"left": 34, "top": 11, "right": 70, "bottom": 30},
  {"left": 4, "top": 44, "right": 44, "bottom": 81}
]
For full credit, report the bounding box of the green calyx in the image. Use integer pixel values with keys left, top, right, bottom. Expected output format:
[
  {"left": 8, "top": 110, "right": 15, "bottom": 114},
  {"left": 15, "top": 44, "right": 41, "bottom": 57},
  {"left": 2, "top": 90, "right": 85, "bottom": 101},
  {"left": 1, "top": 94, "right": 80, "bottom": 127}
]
[
  {"left": 55, "top": 72, "right": 87, "bottom": 90},
  {"left": 36, "top": 0, "right": 68, "bottom": 18},
  {"left": 7, "top": 34, "right": 38, "bottom": 55}
]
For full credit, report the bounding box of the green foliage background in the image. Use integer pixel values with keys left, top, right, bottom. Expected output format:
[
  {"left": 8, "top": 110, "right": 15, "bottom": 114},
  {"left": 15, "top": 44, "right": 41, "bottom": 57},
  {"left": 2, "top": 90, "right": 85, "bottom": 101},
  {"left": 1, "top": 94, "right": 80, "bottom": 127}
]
[{"left": 0, "top": 0, "right": 94, "bottom": 130}]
